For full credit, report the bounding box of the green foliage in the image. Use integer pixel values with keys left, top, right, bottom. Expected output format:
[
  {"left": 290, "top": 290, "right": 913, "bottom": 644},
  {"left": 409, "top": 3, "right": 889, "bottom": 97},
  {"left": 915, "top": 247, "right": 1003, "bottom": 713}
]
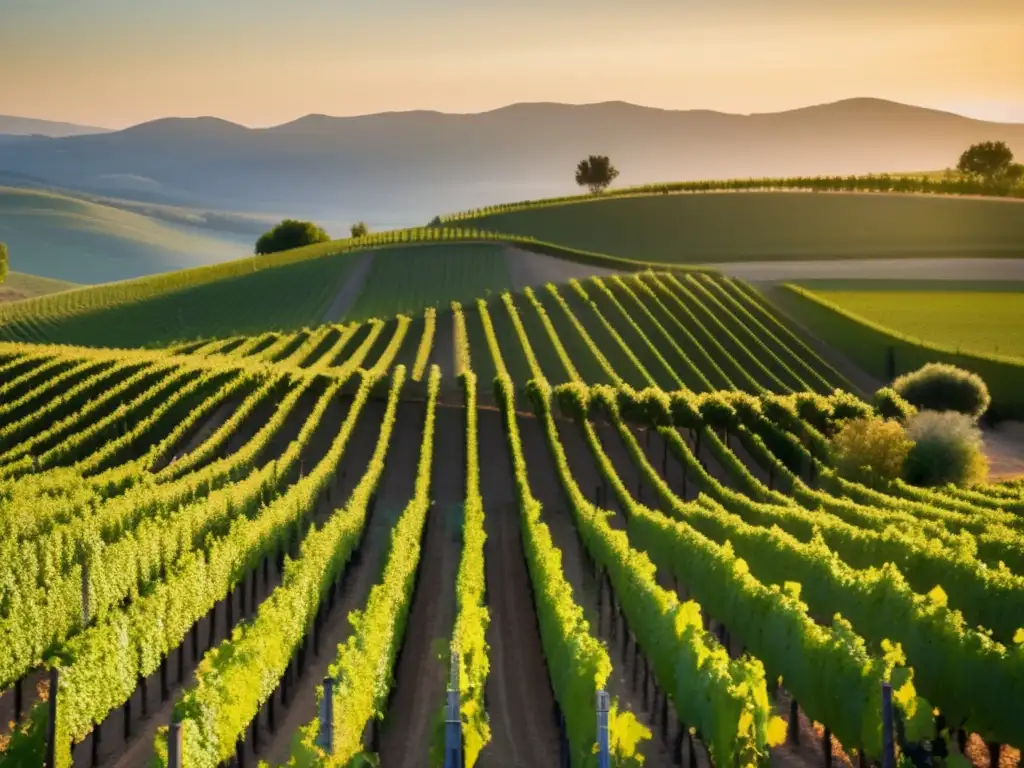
[
  {"left": 760, "top": 393, "right": 800, "bottom": 431},
  {"left": 529, "top": 381, "right": 784, "bottom": 766},
  {"left": 0, "top": 241, "right": 8, "bottom": 284},
  {"left": 669, "top": 391, "right": 702, "bottom": 430},
  {"left": 794, "top": 392, "right": 834, "bottom": 433},
  {"left": 291, "top": 367, "right": 440, "bottom": 764},
  {"left": 776, "top": 285, "right": 1024, "bottom": 420},
  {"left": 255, "top": 219, "right": 330, "bottom": 255},
  {"left": 903, "top": 410, "right": 989, "bottom": 488},
  {"left": 448, "top": 372, "right": 491, "bottom": 766},
  {"left": 411, "top": 307, "right": 436, "bottom": 382},
  {"left": 350, "top": 221, "right": 369, "bottom": 238},
  {"left": 830, "top": 417, "right": 914, "bottom": 485},
  {"left": 697, "top": 392, "right": 739, "bottom": 433},
  {"left": 956, "top": 141, "right": 1017, "bottom": 185},
  {"left": 828, "top": 390, "right": 874, "bottom": 426},
  {"left": 892, "top": 363, "right": 991, "bottom": 420},
  {"left": 574, "top": 155, "right": 620, "bottom": 194},
  {"left": 452, "top": 301, "right": 472, "bottom": 376},
  {"left": 874, "top": 387, "right": 917, "bottom": 422},
  {"left": 720, "top": 390, "right": 762, "bottom": 428},
  {"left": 495, "top": 373, "right": 648, "bottom": 766},
  {"left": 553, "top": 381, "right": 590, "bottom": 422}
]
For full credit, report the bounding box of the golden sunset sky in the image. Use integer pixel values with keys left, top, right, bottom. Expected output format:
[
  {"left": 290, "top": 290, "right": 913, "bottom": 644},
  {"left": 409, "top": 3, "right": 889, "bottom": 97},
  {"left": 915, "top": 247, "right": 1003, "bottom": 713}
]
[{"left": 2, "top": 0, "right": 1022, "bottom": 128}]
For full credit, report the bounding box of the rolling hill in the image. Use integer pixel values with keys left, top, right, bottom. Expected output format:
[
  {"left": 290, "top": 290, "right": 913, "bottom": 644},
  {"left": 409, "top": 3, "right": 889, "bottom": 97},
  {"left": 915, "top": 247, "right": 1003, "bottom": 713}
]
[
  {"left": 0, "top": 115, "right": 110, "bottom": 138},
  {"left": 0, "top": 272, "right": 79, "bottom": 303},
  {"left": 0, "top": 187, "right": 252, "bottom": 283},
  {"left": 3, "top": 98, "right": 1024, "bottom": 229},
  {"left": 454, "top": 191, "right": 1024, "bottom": 263}
]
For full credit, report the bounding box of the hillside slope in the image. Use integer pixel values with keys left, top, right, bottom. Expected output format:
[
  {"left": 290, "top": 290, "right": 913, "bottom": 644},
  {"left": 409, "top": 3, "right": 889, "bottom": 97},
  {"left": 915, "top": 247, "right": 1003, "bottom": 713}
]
[
  {"left": 4, "top": 98, "right": 1024, "bottom": 226},
  {"left": 457, "top": 192, "right": 1024, "bottom": 264},
  {"left": 0, "top": 232, "right": 660, "bottom": 348},
  {"left": 0, "top": 187, "right": 249, "bottom": 283},
  {"left": 0, "top": 272, "right": 79, "bottom": 303}
]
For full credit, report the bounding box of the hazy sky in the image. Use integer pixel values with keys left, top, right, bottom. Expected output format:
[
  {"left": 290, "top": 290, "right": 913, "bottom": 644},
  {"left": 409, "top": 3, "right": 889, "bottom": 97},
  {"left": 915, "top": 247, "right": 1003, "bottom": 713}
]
[{"left": 3, "top": 0, "right": 1023, "bottom": 128}]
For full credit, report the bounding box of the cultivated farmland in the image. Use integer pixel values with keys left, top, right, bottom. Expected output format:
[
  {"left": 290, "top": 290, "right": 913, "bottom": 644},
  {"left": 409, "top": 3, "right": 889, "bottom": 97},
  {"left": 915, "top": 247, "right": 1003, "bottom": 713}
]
[
  {"left": 0, "top": 263, "right": 1021, "bottom": 768},
  {"left": 799, "top": 280, "right": 1024, "bottom": 361},
  {"left": 452, "top": 192, "right": 1024, "bottom": 264}
]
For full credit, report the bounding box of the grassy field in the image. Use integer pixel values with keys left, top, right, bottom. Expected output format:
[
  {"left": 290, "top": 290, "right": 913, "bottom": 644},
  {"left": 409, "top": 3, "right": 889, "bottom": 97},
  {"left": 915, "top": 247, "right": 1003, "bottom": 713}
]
[
  {"left": 0, "top": 186, "right": 249, "bottom": 283},
  {"left": 344, "top": 243, "right": 512, "bottom": 320},
  {"left": 796, "top": 280, "right": 1024, "bottom": 360},
  {"left": 774, "top": 282, "right": 1024, "bottom": 419},
  {"left": 0, "top": 271, "right": 79, "bottom": 303},
  {"left": 457, "top": 192, "right": 1024, "bottom": 264}
]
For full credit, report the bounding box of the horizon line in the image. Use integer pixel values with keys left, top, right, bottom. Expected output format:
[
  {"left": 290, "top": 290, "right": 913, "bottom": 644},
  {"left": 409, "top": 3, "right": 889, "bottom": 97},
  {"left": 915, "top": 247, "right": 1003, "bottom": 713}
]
[{"left": 4, "top": 96, "right": 1021, "bottom": 134}]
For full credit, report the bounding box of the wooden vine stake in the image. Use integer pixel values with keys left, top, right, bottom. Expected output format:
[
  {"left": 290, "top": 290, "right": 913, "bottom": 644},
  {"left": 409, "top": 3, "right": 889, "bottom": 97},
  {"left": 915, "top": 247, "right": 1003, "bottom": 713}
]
[
  {"left": 44, "top": 668, "right": 58, "bottom": 768},
  {"left": 596, "top": 690, "right": 611, "bottom": 768},
  {"left": 881, "top": 682, "right": 896, "bottom": 768},
  {"left": 443, "top": 653, "right": 464, "bottom": 768},
  {"left": 167, "top": 717, "right": 184, "bottom": 768},
  {"left": 316, "top": 677, "right": 335, "bottom": 754}
]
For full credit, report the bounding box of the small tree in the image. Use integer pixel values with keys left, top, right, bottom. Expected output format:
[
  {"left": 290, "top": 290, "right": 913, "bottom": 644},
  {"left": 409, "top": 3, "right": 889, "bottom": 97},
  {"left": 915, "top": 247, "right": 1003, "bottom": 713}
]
[
  {"left": 255, "top": 219, "right": 330, "bottom": 256},
  {"left": 575, "top": 155, "right": 619, "bottom": 194},
  {"left": 0, "top": 242, "right": 7, "bottom": 284},
  {"left": 957, "top": 141, "right": 1016, "bottom": 185},
  {"left": 350, "top": 221, "right": 369, "bottom": 238}
]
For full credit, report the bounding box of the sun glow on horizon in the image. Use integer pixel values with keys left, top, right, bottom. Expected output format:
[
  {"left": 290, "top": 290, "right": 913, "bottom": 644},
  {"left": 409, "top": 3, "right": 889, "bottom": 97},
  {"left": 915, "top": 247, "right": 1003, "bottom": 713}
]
[{"left": 1, "top": 0, "right": 1021, "bottom": 128}]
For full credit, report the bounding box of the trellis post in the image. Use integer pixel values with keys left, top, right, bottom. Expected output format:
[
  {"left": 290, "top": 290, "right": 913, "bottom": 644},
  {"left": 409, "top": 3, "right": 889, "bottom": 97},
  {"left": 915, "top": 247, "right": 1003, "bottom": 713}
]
[
  {"left": 596, "top": 690, "right": 611, "bottom": 768},
  {"left": 444, "top": 652, "right": 464, "bottom": 768},
  {"left": 881, "top": 682, "right": 896, "bottom": 768},
  {"left": 316, "top": 677, "right": 336, "bottom": 754}
]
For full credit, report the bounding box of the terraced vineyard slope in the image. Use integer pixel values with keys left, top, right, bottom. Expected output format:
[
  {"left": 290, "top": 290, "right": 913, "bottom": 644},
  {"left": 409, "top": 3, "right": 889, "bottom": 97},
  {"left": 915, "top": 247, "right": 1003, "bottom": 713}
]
[{"left": 0, "top": 266, "right": 1020, "bottom": 768}]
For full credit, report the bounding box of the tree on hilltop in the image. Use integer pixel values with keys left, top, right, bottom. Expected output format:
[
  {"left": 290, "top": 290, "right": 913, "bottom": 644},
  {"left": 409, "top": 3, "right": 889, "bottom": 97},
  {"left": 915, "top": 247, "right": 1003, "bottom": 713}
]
[
  {"left": 575, "top": 155, "right": 620, "bottom": 194},
  {"left": 0, "top": 242, "right": 7, "bottom": 284},
  {"left": 350, "top": 221, "right": 369, "bottom": 238},
  {"left": 255, "top": 220, "right": 330, "bottom": 255},
  {"left": 956, "top": 141, "right": 1022, "bottom": 186}
]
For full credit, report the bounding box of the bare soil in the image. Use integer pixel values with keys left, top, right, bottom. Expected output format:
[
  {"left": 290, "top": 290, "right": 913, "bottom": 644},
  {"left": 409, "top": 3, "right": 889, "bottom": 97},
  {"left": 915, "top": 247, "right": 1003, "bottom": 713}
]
[
  {"left": 429, "top": 307, "right": 456, "bottom": 380},
  {"left": 477, "top": 408, "right": 560, "bottom": 768},
  {"left": 61, "top": 386, "right": 344, "bottom": 768},
  {"left": 153, "top": 391, "right": 243, "bottom": 472},
  {"left": 503, "top": 245, "right": 624, "bottom": 292},
  {"left": 323, "top": 251, "right": 376, "bottom": 323},
  {"left": 257, "top": 395, "right": 410, "bottom": 766},
  {"left": 984, "top": 421, "right": 1024, "bottom": 482},
  {"left": 378, "top": 404, "right": 464, "bottom": 768},
  {"left": 521, "top": 414, "right": 674, "bottom": 766}
]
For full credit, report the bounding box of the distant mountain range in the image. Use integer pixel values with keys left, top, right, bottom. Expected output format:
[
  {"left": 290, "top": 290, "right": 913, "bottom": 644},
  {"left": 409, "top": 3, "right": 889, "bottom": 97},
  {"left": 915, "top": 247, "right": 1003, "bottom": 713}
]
[
  {"left": 0, "top": 115, "right": 111, "bottom": 138},
  {"left": 2, "top": 98, "right": 1023, "bottom": 229}
]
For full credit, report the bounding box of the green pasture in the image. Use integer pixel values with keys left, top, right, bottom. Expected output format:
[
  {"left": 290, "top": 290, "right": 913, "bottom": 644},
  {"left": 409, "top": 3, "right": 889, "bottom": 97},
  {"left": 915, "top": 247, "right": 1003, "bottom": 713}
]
[
  {"left": 459, "top": 192, "right": 1024, "bottom": 264},
  {"left": 774, "top": 282, "right": 1024, "bottom": 419},
  {"left": 800, "top": 280, "right": 1024, "bottom": 361}
]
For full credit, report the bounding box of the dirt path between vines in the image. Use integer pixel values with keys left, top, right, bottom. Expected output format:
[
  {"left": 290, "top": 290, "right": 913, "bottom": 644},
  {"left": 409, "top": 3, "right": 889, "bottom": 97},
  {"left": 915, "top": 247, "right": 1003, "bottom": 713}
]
[
  {"left": 429, "top": 307, "right": 456, "bottom": 380},
  {"left": 520, "top": 413, "right": 675, "bottom": 766},
  {"left": 99, "top": 391, "right": 346, "bottom": 768},
  {"left": 378, "top": 404, "right": 464, "bottom": 768},
  {"left": 258, "top": 398, "right": 422, "bottom": 766},
  {"left": 477, "top": 408, "right": 560, "bottom": 768},
  {"left": 323, "top": 251, "right": 376, "bottom": 323}
]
